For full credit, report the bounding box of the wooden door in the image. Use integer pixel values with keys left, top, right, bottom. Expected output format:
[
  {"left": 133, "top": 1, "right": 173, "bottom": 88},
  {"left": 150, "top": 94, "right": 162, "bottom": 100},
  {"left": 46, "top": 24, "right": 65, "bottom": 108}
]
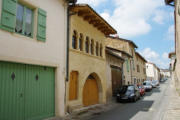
[
  {"left": 69, "top": 71, "right": 78, "bottom": 100},
  {"left": 0, "top": 62, "right": 25, "bottom": 120},
  {"left": 111, "top": 66, "right": 123, "bottom": 96},
  {"left": 83, "top": 79, "right": 99, "bottom": 106}
]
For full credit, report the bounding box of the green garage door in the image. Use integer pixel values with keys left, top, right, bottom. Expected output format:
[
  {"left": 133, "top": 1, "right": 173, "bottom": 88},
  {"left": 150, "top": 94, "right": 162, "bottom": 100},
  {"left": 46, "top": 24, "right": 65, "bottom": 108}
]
[{"left": 0, "top": 61, "right": 55, "bottom": 120}]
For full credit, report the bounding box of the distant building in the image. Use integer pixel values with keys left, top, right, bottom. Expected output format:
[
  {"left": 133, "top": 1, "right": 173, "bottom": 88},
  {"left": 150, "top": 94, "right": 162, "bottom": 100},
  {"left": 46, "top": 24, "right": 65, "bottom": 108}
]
[
  {"left": 160, "top": 69, "right": 171, "bottom": 79},
  {"left": 169, "top": 52, "right": 176, "bottom": 80},
  {"left": 135, "top": 52, "right": 147, "bottom": 85},
  {"left": 146, "top": 63, "right": 160, "bottom": 81}
]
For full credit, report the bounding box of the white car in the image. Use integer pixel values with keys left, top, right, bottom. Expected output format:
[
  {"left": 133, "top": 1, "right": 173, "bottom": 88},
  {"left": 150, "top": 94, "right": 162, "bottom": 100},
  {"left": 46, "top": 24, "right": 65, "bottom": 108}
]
[{"left": 143, "top": 81, "right": 152, "bottom": 91}]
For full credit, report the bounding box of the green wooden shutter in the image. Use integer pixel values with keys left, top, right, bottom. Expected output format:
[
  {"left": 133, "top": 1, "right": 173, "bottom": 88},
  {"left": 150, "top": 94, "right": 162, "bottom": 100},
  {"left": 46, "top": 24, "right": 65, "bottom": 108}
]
[
  {"left": 126, "top": 59, "right": 129, "bottom": 72},
  {"left": 1, "top": 0, "right": 17, "bottom": 32},
  {"left": 37, "top": 8, "right": 46, "bottom": 42}
]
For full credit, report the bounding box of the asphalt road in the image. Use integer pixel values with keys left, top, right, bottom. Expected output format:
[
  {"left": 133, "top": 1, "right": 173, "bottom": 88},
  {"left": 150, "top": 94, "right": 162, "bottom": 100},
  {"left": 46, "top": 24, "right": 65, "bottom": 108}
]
[{"left": 90, "top": 79, "right": 170, "bottom": 120}]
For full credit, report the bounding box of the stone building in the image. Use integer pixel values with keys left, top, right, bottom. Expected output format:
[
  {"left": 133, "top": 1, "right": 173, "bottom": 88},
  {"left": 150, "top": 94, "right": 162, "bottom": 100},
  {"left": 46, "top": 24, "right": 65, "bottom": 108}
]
[
  {"left": 165, "top": 0, "right": 180, "bottom": 90},
  {"left": 169, "top": 52, "right": 176, "bottom": 80},
  {"left": 67, "top": 4, "right": 117, "bottom": 112},
  {"left": 106, "top": 47, "right": 124, "bottom": 102},
  {"left": 106, "top": 36, "right": 138, "bottom": 85},
  {"left": 135, "top": 52, "right": 147, "bottom": 85},
  {"left": 105, "top": 47, "right": 132, "bottom": 85},
  {"left": 0, "top": 0, "right": 73, "bottom": 119},
  {"left": 146, "top": 62, "right": 160, "bottom": 81}
]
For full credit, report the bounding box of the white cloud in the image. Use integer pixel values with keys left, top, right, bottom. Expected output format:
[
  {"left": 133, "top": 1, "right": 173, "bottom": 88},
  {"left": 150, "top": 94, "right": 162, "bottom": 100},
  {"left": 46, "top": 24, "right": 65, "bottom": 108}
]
[
  {"left": 77, "top": 0, "right": 106, "bottom": 7},
  {"left": 100, "top": 0, "right": 164, "bottom": 38},
  {"left": 162, "top": 52, "right": 168, "bottom": 59},
  {"left": 164, "top": 25, "right": 175, "bottom": 41},
  {"left": 140, "top": 48, "right": 159, "bottom": 60},
  {"left": 152, "top": 10, "right": 166, "bottom": 24},
  {"left": 140, "top": 48, "right": 170, "bottom": 69}
]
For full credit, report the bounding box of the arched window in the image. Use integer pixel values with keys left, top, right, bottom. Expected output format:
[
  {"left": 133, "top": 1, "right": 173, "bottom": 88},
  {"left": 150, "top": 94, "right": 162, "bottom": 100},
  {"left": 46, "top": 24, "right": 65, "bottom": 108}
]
[
  {"left": 72, "top": 30, "right": 77, "bottom": 49},
  {"left": 100, "top": 44, "right": 103, "bottom": 57},
  {"left": 96, "top": 42, "right": 99, "bottom": 56},
  {"left": 91, "top": 39, "right": 94, "bottom": 55},
  {"left": 85, "top": 37, "right": 89, "bottom": 53},
  {"left": 79, "top": 33, "right": 83, "bottom": 51}
]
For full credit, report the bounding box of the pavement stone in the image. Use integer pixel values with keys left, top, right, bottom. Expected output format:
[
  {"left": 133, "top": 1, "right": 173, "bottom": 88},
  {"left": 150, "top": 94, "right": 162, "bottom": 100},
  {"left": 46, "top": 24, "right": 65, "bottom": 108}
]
[{"left": 164, "top": 78, "right": 180, "bottom": 120}]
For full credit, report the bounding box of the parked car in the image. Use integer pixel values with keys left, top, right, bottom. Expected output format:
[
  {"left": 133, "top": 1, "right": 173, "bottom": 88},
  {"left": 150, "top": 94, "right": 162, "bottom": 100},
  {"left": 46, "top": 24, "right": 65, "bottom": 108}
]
[
  {"left": 151, "top": 80, "right": 157, "bottom": 88},
  {"left": 116, "top": 85, "right": 140, "bottom": 102},
  {"left": 152, "top": 80, "right": 159, "bottom": 86},
  {"left": 138, "top": 85, "right": 145, "bottom": 96},
  {"left": 143, "top": 81, "right": 152, "bottom": 91}
]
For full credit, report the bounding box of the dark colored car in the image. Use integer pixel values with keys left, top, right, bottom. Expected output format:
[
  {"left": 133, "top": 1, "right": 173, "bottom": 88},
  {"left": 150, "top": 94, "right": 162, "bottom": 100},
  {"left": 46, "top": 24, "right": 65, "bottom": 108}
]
[
  {"left": 138, "top": 85, "right": 145, "bottom": 96},
  {"left": 116, "top": 85, "right": 140, "bottom": 102}
]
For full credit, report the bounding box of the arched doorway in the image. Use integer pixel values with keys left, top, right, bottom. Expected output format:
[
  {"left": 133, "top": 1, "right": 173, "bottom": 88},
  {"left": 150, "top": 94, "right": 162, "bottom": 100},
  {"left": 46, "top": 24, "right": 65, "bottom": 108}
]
[{"left": 83, "top": 75, "right": 99, "bottom": 106}]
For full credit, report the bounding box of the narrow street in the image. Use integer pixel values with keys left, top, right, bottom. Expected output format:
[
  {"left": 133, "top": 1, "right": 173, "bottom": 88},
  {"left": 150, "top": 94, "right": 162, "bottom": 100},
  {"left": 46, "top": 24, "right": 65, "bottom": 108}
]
[{"left": 90, "top": 79, "right": 170, "bottom": 120}]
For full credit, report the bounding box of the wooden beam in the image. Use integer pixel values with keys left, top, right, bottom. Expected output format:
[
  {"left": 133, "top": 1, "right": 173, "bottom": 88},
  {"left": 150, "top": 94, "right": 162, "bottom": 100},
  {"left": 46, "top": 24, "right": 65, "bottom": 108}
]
[
  {"left": 98, "top": 26, "right": 108, "bottom": 30},
  {"left": 89, "top": 20, "right": 100, "bottom": 24},
  {"left": 93, "top": 23, "right": 104, "bottom": 27},
  {"left": 78, "top": 10, "right": 90, "bottom": 17},
  {"left": 84, "top": 15, "right": 95, "bottom": 21}
]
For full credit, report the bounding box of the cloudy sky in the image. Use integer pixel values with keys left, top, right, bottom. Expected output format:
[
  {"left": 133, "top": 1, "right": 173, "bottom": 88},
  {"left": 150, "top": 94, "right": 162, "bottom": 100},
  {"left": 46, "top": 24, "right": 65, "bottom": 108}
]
[{"left": 78, "top": 0, "right": 174, "bottom": 69}]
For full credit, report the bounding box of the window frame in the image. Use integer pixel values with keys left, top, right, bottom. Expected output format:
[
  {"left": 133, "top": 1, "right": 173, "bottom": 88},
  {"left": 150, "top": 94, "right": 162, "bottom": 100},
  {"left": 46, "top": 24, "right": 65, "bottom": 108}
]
[
  {"left": 79, "top": 33, "right": 83, "bottom": 51},
  {"left": 72, "top": 30, "right": 78, "bottom": 49},
  {"left": 85, "top": 37, "right": 89, "bottom": 53},
  {"left": 15, "top": 2, "right": 34, "bottom": 38}
]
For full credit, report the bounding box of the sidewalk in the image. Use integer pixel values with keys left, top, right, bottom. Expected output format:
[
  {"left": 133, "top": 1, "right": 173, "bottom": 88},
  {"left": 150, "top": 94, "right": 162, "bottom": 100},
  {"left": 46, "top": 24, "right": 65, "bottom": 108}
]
[{"left": 164, "top": 78, "right": 180, "bottom": 120}]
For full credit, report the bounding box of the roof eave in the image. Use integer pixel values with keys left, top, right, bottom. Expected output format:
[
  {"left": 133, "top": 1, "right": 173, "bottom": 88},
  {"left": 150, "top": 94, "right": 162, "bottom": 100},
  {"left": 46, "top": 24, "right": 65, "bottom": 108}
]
[{"left": 70, "top": 4, "right": 117, "bottom": 36}]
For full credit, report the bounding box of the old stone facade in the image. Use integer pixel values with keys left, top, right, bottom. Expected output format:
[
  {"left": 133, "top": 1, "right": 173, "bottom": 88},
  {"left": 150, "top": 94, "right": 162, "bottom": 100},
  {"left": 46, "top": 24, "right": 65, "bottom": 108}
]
[
  {"left": 66, "top": 4, "right": 117, "bottom": 112},
  {"left": 135, "top": 52, "right": 147, "bottom": 85},
  {"left": 106, "top": 36, "right": 138, "bottom": 85},
  {"left": 106, "top": 48, "right": 124, "bottom": 102}
]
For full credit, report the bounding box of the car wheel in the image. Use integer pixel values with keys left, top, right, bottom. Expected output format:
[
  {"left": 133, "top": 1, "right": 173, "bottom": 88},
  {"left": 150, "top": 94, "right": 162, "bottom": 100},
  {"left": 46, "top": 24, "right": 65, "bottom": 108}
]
[{"left": 133, "top": 96, "right": 137, "bottom": 102}]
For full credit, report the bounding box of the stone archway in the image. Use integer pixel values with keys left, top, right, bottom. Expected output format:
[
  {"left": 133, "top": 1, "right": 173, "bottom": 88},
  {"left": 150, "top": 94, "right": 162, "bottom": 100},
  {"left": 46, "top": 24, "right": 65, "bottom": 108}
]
[{"left": 82, "top": 73, "right": 103, "bottom": 107}]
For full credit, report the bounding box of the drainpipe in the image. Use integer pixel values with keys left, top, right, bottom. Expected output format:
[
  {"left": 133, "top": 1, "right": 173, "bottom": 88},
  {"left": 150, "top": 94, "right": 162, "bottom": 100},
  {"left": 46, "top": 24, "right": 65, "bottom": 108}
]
[
  {"left": 66, "top": 5, "right": 70, "bottom": 82},
  {"left": 65, "top": 0, "right": 76, "bottom": 114},
  {"left": 66, "top": 0, "right": 77, "bottom": 82}
]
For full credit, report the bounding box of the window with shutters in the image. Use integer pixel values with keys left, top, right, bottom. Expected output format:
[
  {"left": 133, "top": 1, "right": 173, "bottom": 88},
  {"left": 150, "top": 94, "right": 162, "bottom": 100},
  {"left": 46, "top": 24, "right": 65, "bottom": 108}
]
[
  {"left": 0, "top": 1, "right": 46, "bottom": 41},
  {"left": 15, "top": 3, "right": 34, "bottom": 37},
  {"left": 137, "top": 65, "right": 140, "bottom": 72},
  {"left": 126, "top": 59, "right": 129, "bottom": 72}
]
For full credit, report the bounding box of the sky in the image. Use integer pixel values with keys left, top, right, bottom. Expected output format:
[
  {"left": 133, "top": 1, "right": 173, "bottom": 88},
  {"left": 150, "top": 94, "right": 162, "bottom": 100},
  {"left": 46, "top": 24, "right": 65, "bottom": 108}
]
[{"left": 77, "top": 0, "right": 175, "bottom": 69}]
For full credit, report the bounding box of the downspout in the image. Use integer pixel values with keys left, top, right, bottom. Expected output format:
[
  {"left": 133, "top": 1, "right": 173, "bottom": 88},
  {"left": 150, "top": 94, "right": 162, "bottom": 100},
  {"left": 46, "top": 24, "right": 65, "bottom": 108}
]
[
  {"left": 65, "top": 0, "right": 76, "bottom": 113},
  {"left": 66, "top": 4, "right": 70, "bottom": 82}
]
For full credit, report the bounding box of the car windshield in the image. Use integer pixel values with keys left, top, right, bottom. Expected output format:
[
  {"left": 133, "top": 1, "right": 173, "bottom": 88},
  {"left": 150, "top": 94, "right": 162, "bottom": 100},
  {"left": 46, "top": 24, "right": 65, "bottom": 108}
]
[
  {"left": 152, "top": 81, "right": 156, "bottom": 83},
  {"left": 127, "top": 86, "right": 134, "bottom": 91},
  {"left": 118, "top": 86, "right": 128, "bottom": 94},
  {"left": 144, "top": 82, "right": 151, "bottom": 86}
]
